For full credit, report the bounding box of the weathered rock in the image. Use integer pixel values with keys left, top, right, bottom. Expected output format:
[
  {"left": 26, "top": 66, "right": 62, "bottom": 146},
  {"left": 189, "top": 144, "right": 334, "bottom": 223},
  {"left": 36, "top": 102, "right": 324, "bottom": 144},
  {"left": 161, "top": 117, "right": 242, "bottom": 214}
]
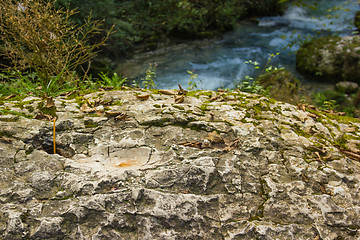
[
  {"left": 335, "top": 81, "right": 359, "bottom": 94},
  {"left": 1, "top": 89, "right": 360, "bottom": 239},
  {"left": 296, "top": 35, "right": 360, "bottom": 83}
]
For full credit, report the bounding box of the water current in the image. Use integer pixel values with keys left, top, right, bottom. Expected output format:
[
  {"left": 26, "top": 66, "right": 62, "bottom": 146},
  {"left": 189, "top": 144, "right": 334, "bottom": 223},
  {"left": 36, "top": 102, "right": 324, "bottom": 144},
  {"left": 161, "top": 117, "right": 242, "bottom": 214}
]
[{"left": 116, "top": 0, "right": 360, "bottom": 90}]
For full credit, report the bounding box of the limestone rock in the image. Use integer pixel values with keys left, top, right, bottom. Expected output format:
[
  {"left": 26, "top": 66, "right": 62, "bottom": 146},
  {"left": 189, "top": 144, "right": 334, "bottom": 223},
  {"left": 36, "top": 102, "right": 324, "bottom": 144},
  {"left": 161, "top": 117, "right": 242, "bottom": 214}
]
[{"left": 1, "top": 89, "right": 360, "bottom": 239}]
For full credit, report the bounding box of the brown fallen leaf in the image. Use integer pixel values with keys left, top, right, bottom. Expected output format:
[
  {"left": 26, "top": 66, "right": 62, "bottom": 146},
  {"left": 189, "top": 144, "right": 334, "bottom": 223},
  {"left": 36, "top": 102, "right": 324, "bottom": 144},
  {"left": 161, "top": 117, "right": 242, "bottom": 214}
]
[
  {"left": 33, "top": 112, "right": 54, "bottom": 121},
  {"left": 178, "top": 84, "right": 188, "bottom": 95},
  {"left": 307, "top": 113, "right": 318, "bottom": 119},
  {"left": 4, "top": 94, "right": 16, "bottom": 100},
  {"left": 301, "top": 173, "right": 309, "bottom": 183},
  {"left": 174, "top": 95, "right": 184, "bottom": 103},
  {"left": 209, "top": 95, "right": 221, "bottom": 102},
  {"left": 95, "top": 109, "right": 103, "bottom": 116},
  {"left": 115, "top": 113, "right": 127, "bottom": 121},
  {"left": 46, "top": 96, "right": 55, "bottom": 108},
  {"left": 313, "top": 236, "right": 320, "bottom": 240},
  {"left": 207, "top": 131, "right": 224, "bottom": 144},
  {"left": 178, "top": 141, "right": 203, "bottom": 149},
  {"left": 80, "top": 102, "right": 90, "bottom": 112},
  {"left": 136, "top": 94, "right": 150, "bottom": 101},
  {"left": 314, "top": 152, "right": 322, "bottom": 162},
  {"left": 158, "top": 89, "right": 176, "bottom": 95},
  {"left": 105, "top": 110, "right": 123, "bottom": 117},
  {"left": 297, "top": 103, "right": 306, "bottom": 112},
  {"left": 0, "top": 137, "right": 12, "bottom": 144},
  {"left": 340, "top": 149, "right": 360, "bottom": 161},
  {"left": 345, "top": 127, "right": 356, "bottom": 133},
  {"left": 320, "top": 185, "right": 327, "bottom": 194}
]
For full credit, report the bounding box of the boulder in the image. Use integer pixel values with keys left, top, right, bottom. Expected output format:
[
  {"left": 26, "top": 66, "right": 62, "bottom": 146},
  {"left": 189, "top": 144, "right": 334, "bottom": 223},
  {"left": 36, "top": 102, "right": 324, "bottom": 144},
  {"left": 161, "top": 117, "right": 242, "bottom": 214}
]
[
  {"left": 296, "top": 35, "right": 360, "bottom": 83},
  {"left": 335, "top": 81, "right": 359, "bottom": 94},
  {"left": 1, "top": 89, "right": 360, "bottom": 239}
]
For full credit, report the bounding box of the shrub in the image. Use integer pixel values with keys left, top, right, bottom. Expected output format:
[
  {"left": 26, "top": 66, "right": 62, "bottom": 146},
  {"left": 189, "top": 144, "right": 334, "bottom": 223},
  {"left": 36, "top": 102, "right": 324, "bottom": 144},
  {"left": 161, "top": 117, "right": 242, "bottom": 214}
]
[{"left": 0, "top": 0, "right": 112, "bottom": 88}]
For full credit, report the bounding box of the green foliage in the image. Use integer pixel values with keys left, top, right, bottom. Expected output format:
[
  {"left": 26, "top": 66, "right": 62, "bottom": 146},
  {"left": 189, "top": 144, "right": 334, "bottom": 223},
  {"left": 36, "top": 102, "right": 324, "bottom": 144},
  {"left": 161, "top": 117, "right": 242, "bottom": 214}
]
[
  {"left": 0, "top": 0, "right": 112, "bottom": 93},
  {"left": 141, "top": 63, "right": 157, "bottom": 89},
  {"left": 187, "top": 70, "right": 201, "bottom": 90},
  {"left": 99, "top": 72, "right": 127, "bottom": 88},
  {"left": 312, "top": 89, "right": 359, "bottom": 116},
  {"left": 54, "top": 0, "right": 281, "bottom": 60},
  {"left": 237, "top": 53, "right": 283, "bottom": 95},
  {"left": 0, "top": 70, "right": 77, "bottom": 97},
  {"left": 237, "top": 75, "right": 266, "bottom": 95}
]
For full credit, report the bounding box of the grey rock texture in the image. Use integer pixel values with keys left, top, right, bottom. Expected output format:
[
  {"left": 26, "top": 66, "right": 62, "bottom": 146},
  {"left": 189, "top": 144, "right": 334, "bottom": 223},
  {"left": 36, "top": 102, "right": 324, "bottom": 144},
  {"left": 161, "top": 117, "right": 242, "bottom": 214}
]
[
  {"left": 296, "top": 35, "right": 360, "bottom": 83},
  {"left": 1, "top": 89, "right": 360, "bottom": 239}
]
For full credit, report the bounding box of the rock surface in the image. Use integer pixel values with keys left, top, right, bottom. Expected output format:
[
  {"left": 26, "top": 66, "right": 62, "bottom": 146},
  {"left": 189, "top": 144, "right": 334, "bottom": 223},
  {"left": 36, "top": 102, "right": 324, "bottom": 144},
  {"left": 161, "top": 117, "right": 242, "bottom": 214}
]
[
  {"left": 1, "top": 89, "right": 360, "bottom": 239},
  {"left": 296, "top": 35, "right": 360, "bottom": 83}
]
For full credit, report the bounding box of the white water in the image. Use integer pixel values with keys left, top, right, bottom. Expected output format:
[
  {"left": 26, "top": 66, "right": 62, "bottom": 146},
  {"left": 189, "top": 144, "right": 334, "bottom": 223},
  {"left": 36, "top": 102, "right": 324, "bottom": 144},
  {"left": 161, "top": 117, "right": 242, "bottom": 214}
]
[{"left": 116, "top": 0, "right": 360, "bottom": 90}]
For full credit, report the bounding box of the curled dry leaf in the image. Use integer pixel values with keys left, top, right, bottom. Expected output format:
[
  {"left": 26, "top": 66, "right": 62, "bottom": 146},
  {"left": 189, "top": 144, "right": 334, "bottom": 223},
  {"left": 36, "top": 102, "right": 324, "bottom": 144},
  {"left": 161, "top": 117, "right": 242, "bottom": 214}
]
[
  {"left": 105, "top": 110, "right": 122, "bottom": 117},
  {"left": 174, "top": 95, "right": 184, "bottom": 103},
  {"left": 159, "top": 89, "right": 176, "bottom": 95},
  {"left": 115, "top": 113, "right": 127, "bottom": 121},
  {"left": 136, "top": 94, "right": 150, "bottom": 101}
]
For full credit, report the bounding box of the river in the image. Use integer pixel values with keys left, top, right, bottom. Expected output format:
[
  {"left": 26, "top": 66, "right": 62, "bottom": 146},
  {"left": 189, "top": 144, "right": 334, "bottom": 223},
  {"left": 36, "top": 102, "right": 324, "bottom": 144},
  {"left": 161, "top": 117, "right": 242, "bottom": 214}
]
[{"left": 115, "top": 0, "right": 360, "bottom": 90}]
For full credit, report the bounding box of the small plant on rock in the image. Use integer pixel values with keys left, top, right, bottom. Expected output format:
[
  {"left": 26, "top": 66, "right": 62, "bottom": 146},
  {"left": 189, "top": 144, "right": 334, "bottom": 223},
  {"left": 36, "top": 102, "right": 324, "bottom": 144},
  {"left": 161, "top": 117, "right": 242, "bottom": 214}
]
[
  {"left": 142, "top": 62, "right": 157, "bottom": 89},
  {"left": 187, "top": 70, "right": 201, "bottom": 91}
]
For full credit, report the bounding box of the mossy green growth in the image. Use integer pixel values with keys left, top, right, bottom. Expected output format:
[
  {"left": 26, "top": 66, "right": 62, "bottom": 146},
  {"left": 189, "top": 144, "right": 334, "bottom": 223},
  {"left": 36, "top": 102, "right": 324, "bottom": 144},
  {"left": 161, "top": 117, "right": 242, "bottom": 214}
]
[
  {"left": 198, "top": 102, "right": 210, "bottom": 112},
  {"left": 84, "top": 119, "right": 99, "bottom": 128},
  {"left": 111, "top": 100, "right": 123, "bottom": 106},
  {"left": 36, "top": 101, "right": 57, "bottom": 118},
  {"left": 0, "top": 109, "right": 33, "bottom": 120},
  {"left": 173, "top": 105, "right": 185, "bottom": 110}
]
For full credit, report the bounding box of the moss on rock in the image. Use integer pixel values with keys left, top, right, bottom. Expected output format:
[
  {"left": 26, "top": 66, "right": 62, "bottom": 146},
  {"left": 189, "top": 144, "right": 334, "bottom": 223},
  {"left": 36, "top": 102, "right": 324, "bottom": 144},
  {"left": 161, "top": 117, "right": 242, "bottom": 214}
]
[{"left": 296, "top": 36, "right": 360, "bottom": 83}]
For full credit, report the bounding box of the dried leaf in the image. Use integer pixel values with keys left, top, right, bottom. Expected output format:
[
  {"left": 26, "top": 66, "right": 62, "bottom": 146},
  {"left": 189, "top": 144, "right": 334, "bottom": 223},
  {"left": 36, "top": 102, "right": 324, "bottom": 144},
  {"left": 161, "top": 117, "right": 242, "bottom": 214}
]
[
  {"left": 174, "top": 95, "right": 184, "bottom": 103},
  {"left": 209, "top": 95, "right": 221, "bottom": 102},
  {"left": 105, "top": 110, "right": 123, "bottom": 117},
  {"left": 136, "top": 94, "right": 150, "bottom": 101},
  {"left": 115, "top": 113, "right": 127, "bottom": 121},
  {"left": 36, "top": 86, "right": 43, "bottom": 90},
  {"left": 340, "top": 149, "right": 360, "bottom": 161},
  {"left": 4, "top": 94, "right": 16, "bottom": 100},
  {"left": 46, "top": 97, "right": 55, "bottom": 108},
  {"left": 178, "top": 84, "right": 188, "bottom": 95},
  {"left": 178, "top": 141, "right": 202, "bottom": 149},
  {"left": 345, "top": 127, "right": 356, "bottom": 133},
  {"left": 313, "top": 236, "right": 320, "bottom": 240},
  {"left": 95, "top": 109, "right": 103, "bottom": 116},
  {"left": 320, "top": 185, "right": 327, "bottom": 194},
  {"left": 314, "top": 152, "right": 322, "bottom": 162},
  {"left": 301, "top": 173, "right": 309, "bottom": 183},
  {"left": 207, "top": 131, "right": 224, "bottom": 144},
  {"left": 33, "top": 112, "right": 54, "bottom": 121},
  {"left": 0, "top": 137, "right": 12, "bottom": 143},
  {"left": 159, "top": 89, "right": 176, "bottom": 95},
  {"left": 297, "top": 103, "right": 306, "bottom": 112},
  {"left": 307, "top": 113, "right": 318, "bottom": 118},
  {"left": 80, "top": 103, "right": 89, "bottom": 112}
]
